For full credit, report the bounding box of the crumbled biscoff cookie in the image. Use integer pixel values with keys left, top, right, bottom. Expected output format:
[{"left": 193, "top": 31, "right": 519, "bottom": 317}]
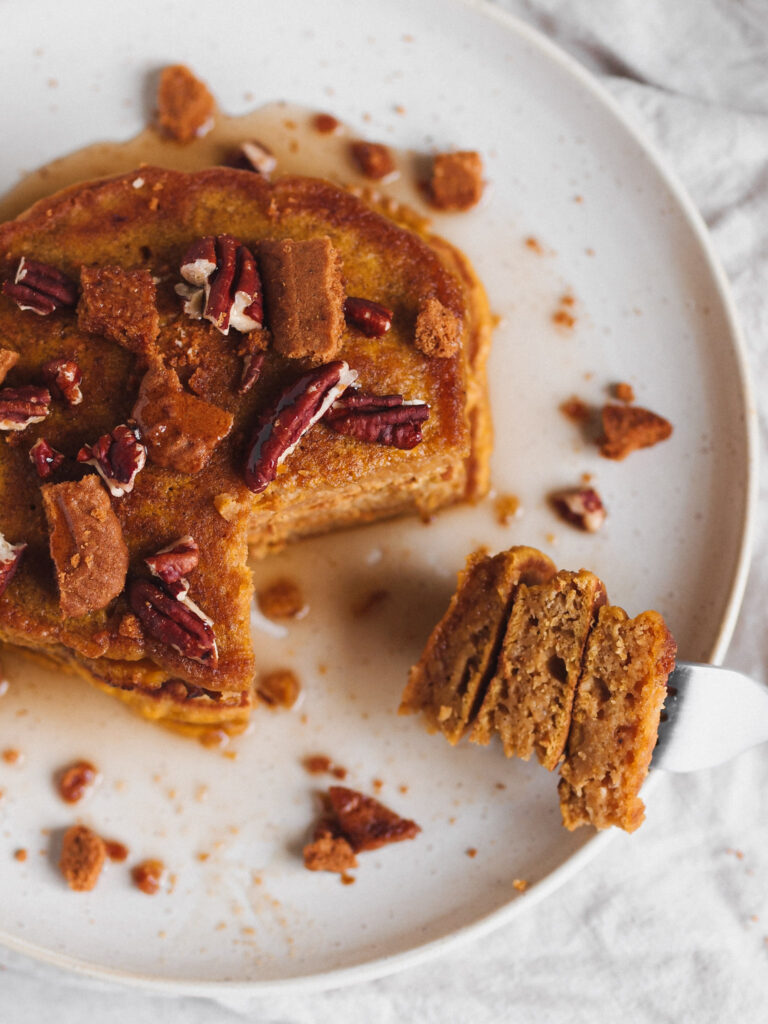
[
  {"left": 430, "top": 152, "right": 484, "bottom": 211},
  {"left": 414, "top": 296, "right": 462, "bottom": 358},
  {"left": 78, "top": 265, "right": 159, "bottom": 355},
  {"left": 156, "top": 65, "right": 215, "bottom": 143},
  {"left": 59, "top": 824, "right": 106, "bottom": 891}
]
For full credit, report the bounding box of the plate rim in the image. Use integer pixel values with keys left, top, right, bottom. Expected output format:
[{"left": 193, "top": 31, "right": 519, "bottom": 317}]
[{"left": 0, "top": 0, "right": 758, "bottom": 996}]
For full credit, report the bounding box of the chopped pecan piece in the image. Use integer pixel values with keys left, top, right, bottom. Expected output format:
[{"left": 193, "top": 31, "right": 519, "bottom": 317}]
[
  {"left": 59, "top": 824, "right": 106, "bottom": 892},
  {"left": 226, "top": 140, "right": 277, "bottom": 177},
  {"left": 57, "top": 760, "right": 99, "bottom": 804},
  {"left": 244, "top": 360, "right": 357, "bottom": 494},
  {"left": 600, "top": 404, "right": 673, "bottom": 460},
  {"left": 78, "top": 266, "right": 160, "bottom": 355},
  {"left": 128, "top": 578, "right": 218, "bottom": 667},
  {"left": 42, "top": 476, "right": 129, "bottom": 618},
  {"left": 343, "top": 297, "right": 393, "bottom": 338},
  {"left": 77, "top": 423, "right": 146, "bottom": 497},
  {"left": 156, "top": 64, "right": 215, "bottom": 143},
  {"left": 0, "top": 348, "right": 19, "bottom": 386},
  {"left": 41, "top": 357, "right": 83, "bottom": 406},
  {"left": 2, "top": 257, "right": 78, "bottom": 315},
  {"left": 132, "top": 858, "right": 167, "bottom": 895},
  {"left": 177, "top": 234, "right": 263, "bottom": 335},
  {"left": 551, "top": 487, "right": 606, "bottom": 533},
  {"left": 429, "top": 151, "right": 485, "bottom": 211},
  {"left": 0, "top": 385, "right": 51, "bottom": 431},
  {"left": 324, "top": 390, "right": 429, "bottom": 449},
  {"left": 326, "top": 785, "right": 420, "bottom": 853},
  {"left": 145, "top": 536, "right": 199, "bottom": 585},
  {"left": 350, "top": 140, "right": 397, "bottom": 180},
  {"left": 238, "top": 348, "right": 266, "bottom": 395},
  {"left": 132, "top": 363, "right": 233, "bottom": 475},
  {"left": 328, "top": 786, "right": 420, "bottom": 852},
  {"left": 414, "top": 296, "right": 462, "bottom": 358},
  {"left": 29, "top": 437, "right": 65, "bottom": 480},
  {"left": 258, "top": 236, "right": 345, "bottom": 362},
  {"left": 0, "top": 530, "right": 27, "bottom": 599}
]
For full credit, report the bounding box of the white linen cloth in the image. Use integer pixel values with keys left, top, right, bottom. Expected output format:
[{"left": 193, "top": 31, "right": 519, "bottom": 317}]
[{"left": 3, "top": 1, "right": 768, "bottom": 1019}]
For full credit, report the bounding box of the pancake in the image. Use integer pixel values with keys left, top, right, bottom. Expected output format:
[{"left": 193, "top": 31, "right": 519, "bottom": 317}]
[{"left": 0, "top": 166, "right": 493, "bottom": 735}]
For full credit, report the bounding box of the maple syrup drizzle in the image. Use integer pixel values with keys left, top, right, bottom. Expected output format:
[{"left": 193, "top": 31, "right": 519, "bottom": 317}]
[{"left": 0, "top": 103, "right": 428, "bottom": 224}]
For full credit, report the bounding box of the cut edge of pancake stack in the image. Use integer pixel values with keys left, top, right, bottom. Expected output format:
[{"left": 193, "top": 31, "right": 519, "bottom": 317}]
[{"left": 399, "top": 545, "right": 677, "bottom": 832}]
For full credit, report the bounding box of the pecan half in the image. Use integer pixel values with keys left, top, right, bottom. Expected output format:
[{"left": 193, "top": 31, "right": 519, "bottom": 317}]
[
  {"left": 244, "top": 360, "right": 358, "bottom": 493},
  {"left": 41, "top": 357, "right": 83, "bottom": 406},
  {"left": 77, "top": 423, "right": 146, "bottom": 497},
  {"left": 29, "top": 437, "right": 66, "bottom": 480},
  {"left": 2, "top": 257, "right": 78, "bottom": 315},
  {"left": 0, "top": 385, "right": 51, "bottom": 431},
  {"left": 551, "top": 487, "right": 606, "bottom": 533},
  {"left": 145, "top": 536, "right": 199, "bottom": 585},
  {"left": 128, "top": 578, "right": 218, "bottom": 667},
  {"left": 176, "top": 234, "right": 263, "bottom": 335},
  {"left": 226, "top": 140, "right": 277, "bottom": 177},
  {"left": 343, "top": 297, "right": 393, "bottom": 338},
  {"left": 0, "top": 531, "right": 27, "bottom": 599},
  {"left": 324, "top": 390, "right": 429, "bottom": 450}
]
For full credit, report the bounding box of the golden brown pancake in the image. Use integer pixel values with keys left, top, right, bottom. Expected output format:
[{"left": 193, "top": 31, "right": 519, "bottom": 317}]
[{"left": 0, "top": 166, "right": 493, "bottom": 734}]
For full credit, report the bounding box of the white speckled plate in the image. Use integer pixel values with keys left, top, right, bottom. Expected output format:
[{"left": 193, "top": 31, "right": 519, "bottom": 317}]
[{"left": 0, "top": 0, "right": 756, "bottom": 995}]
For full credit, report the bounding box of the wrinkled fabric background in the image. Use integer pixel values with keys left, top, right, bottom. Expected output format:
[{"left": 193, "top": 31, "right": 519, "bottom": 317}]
[{"left": 3, "top": 1, "right": 767, "bottom": 1020}]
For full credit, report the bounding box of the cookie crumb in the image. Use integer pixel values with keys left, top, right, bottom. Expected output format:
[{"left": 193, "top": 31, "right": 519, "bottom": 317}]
[
  {"left": 59, "top": 824, "right": 106, "bottom": 892},
  {"left": 430, "top": 151, "right": 484, "bottom": 211},
  {"left": 613, "top": 381, "right": 635, "bottom": 403},
  {"left": 156, "top": 65, "right": 215, "bottom": 143},
  {"left": 494, "top": 493, "right": 521, "bottom": 525},
  {"left": 415, "top": 296, "right": 462, "bottom": 358},
  {"left": 257, "top": 668, "right": 300, "bottom": 709},
  {"left": 257, "top": 578, "right": 307, "bottom": 620}
]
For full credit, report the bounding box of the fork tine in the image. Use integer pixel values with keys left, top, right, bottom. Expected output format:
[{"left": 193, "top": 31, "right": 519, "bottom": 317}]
[{"left": 652, "top": 662, "right": 768, "bottom": 773}]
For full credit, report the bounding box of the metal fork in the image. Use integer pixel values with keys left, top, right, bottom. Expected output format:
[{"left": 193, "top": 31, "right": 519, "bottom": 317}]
[{"left": 652, "top": 662, "right": 768, "bottom": 772}]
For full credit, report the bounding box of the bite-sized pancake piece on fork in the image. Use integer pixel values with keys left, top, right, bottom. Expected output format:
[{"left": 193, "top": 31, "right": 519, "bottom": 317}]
[
  {"left": 558, "top": 606, "right": 676, "bottom": 832},
  {"left": 399, "top": 546, "right": 556, "bottom": 743},
  {"left": 0, "top": 165, "right": 493, "bottom": 734},
  {"left": 471, "top": 569, "right": 607, "bottom": 769}
]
